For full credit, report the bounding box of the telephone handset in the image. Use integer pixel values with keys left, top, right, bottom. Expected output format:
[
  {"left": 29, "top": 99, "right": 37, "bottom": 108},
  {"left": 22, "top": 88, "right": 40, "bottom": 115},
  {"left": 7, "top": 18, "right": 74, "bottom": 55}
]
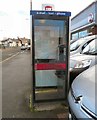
[{"left": 58, "top": 44, "right": 65, "bottom": 62}]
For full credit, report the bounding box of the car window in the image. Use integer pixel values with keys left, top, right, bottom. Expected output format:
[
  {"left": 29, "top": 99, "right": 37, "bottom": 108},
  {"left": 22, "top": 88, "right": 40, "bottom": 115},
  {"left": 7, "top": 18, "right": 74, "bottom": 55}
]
[
  {"left": 81, "top": 39, "right": 93, "bottom": 51},
  {"left": 82, "top": 39, "right": 97, "bottom": 55},
  {"left": 70, "top": 39, "right": 86, "bottom": 51}
]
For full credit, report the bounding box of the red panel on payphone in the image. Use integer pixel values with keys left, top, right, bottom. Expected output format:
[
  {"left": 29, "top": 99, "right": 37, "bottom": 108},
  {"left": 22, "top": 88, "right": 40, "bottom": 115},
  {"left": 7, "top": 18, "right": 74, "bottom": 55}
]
[{"left": 35, "top": 63, "right": 66, "bottom": 70}]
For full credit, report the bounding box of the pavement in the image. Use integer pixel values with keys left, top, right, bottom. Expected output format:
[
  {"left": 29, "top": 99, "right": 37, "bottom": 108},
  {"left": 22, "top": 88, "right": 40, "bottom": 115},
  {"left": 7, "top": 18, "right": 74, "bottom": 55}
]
[{"left": 2, "top": 50, "right": 69, "bottom": 119}]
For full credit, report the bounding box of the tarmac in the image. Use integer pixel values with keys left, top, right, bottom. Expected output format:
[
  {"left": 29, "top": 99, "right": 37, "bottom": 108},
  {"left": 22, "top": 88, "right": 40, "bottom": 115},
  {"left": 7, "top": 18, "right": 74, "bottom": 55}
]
[{"left": 2, "top": 49, "right": 69, "bottom": 119}]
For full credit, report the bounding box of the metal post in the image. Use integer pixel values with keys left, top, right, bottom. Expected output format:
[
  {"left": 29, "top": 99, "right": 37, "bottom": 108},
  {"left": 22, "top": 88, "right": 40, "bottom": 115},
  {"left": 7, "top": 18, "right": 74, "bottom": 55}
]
[{"left": 30, "top": 0, "right": 32, "bottom": 10}]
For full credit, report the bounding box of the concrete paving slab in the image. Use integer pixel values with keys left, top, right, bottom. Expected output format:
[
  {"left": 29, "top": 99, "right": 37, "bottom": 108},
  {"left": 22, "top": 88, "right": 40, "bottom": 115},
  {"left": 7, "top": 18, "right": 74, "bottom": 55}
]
[{"left": 34, "top": 102, "right": 68, "bottom": 111}]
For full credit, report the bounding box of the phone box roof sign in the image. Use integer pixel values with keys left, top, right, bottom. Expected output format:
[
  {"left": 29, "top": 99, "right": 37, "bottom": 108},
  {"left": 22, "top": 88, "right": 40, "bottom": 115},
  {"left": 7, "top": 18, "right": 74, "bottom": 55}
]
[
  {"left": 45, "top": 6, "right": 52, "bottom": 11},
  {"left": 42, "top": 4, "right": 54, "bottom": 11}
]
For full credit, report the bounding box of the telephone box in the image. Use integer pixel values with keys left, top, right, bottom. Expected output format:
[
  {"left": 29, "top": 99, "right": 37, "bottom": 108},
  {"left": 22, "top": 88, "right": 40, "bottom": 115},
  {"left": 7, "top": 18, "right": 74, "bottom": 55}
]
[{"left": 30, "top": 10, "right": 71, "bottom": 103}]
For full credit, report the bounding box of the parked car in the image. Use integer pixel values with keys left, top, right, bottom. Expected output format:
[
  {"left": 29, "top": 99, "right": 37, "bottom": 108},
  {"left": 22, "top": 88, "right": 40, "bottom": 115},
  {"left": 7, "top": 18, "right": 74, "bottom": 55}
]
[
  {"left": 70, "top": 35, "right": 97, "bottom": 56},
  {"left": 70, "top": 39, "right": 77, "bottom": 45},
  {"left": 27, "top": 45, "right": 31, "bottom": 50},
  {"left": 70, "top": 37, "right": 97, "bottom": 85},
  {"left": 21, "top": 45, "right": 27, "bottom": 50},
  {"left": 68, "top": 64, "right": 97, "bottom": 119}
]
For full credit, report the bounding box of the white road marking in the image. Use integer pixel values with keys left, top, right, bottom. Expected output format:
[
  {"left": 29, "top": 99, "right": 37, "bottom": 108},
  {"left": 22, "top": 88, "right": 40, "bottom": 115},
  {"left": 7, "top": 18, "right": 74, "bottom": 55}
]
[{"left": 0, "top": 52, "right": 20, "bottom": 63}]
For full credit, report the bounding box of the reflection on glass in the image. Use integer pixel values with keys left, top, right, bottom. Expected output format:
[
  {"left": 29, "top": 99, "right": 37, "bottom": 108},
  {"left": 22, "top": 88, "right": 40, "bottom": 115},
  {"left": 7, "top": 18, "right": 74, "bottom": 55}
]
[
  {"left": 70, "top": 38, "right": 86, "bottom": 51},
  {"left": 82, "top": 39, "right": 97, "bottom": 54}
]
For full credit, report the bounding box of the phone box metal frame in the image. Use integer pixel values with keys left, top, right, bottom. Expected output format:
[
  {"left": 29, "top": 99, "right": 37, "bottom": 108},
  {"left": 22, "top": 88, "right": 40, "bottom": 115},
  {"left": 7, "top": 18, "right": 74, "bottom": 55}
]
[{"left": 30, "top": 10, "right": 71, "bottom": 103}]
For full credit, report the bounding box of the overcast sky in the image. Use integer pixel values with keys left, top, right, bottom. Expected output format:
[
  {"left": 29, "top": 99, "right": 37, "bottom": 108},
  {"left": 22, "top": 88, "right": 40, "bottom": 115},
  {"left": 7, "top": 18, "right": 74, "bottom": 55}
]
[{"left": 0, "top": 0, "right": 95, "bottom": 40}]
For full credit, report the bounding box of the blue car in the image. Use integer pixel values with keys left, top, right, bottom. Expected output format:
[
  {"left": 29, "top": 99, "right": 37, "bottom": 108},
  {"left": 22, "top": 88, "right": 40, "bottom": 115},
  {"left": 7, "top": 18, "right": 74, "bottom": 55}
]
[{"left": 68, "top": 64, "right": 97, "bottom": 119}]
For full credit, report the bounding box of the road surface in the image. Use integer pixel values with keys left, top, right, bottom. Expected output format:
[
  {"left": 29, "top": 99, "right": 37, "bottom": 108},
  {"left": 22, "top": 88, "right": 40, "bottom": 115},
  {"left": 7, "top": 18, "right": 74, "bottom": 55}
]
[{"left": 2, "top": 50, "right": 68, "bottom": 118}]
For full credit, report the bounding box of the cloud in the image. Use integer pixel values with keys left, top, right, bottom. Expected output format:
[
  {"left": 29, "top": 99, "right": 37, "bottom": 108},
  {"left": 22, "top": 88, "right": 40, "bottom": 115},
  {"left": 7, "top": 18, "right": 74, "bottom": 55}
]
[
  {"left": 0, "top": 11, "right": 8, "bottom": 16},
  {"left": 18, "top": 10, "right": 29, "bottom": 16}
]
